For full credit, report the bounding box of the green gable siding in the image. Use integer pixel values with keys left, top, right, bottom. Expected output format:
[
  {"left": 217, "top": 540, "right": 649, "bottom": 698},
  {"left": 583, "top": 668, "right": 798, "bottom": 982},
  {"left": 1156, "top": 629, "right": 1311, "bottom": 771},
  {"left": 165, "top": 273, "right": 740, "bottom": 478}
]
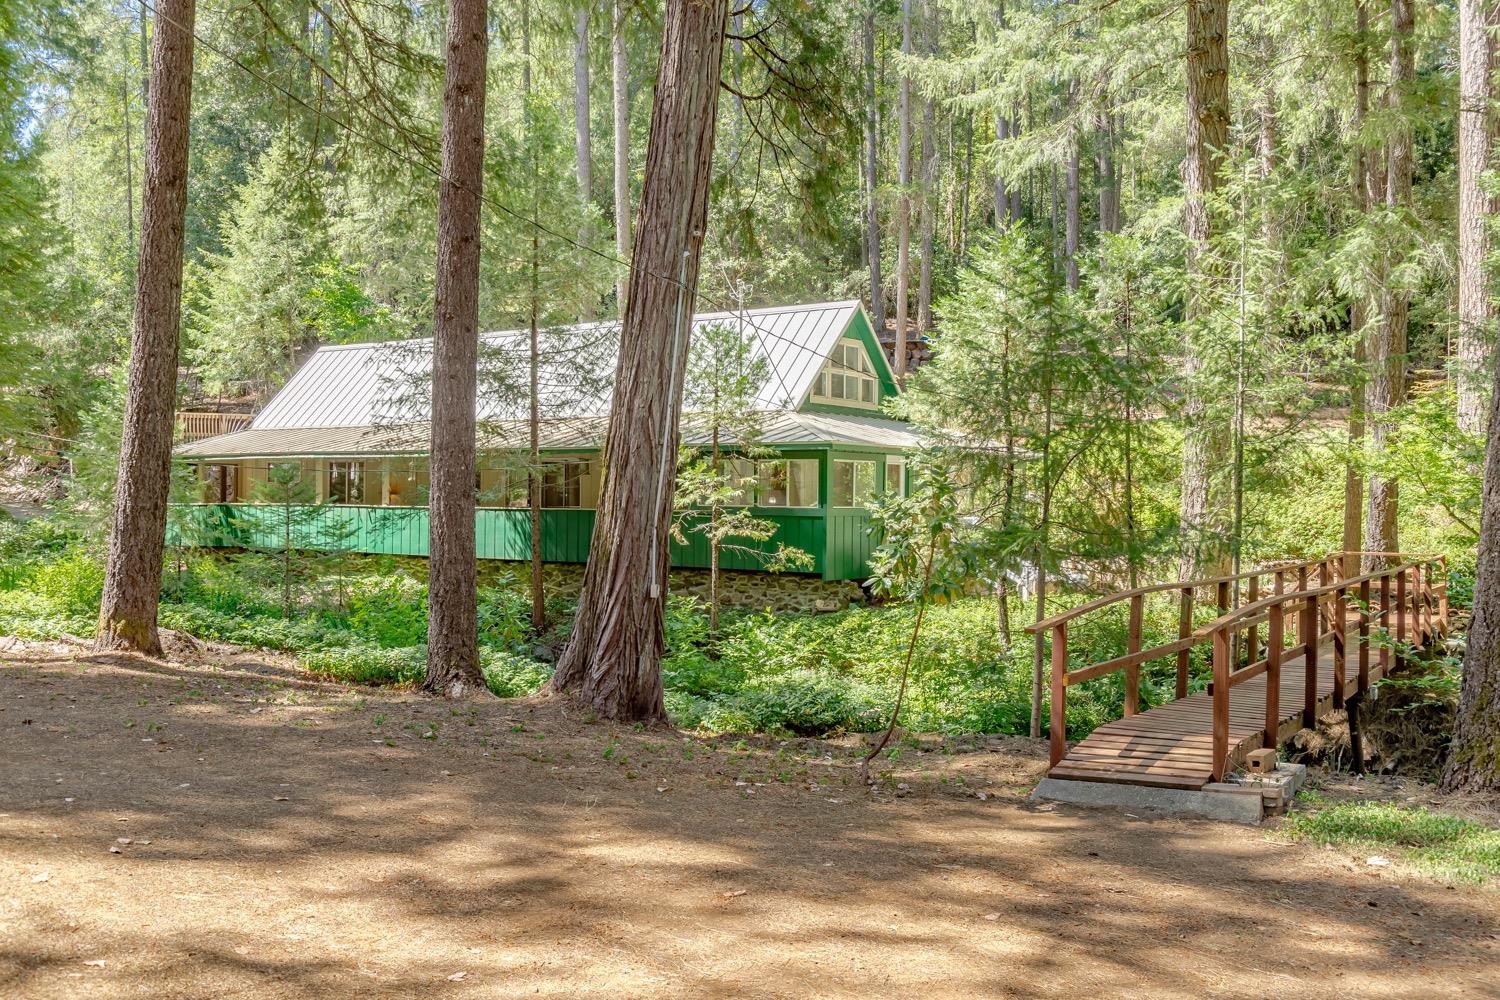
[{"left": 797, "top": 308, "right": 901, "bottom": 418}]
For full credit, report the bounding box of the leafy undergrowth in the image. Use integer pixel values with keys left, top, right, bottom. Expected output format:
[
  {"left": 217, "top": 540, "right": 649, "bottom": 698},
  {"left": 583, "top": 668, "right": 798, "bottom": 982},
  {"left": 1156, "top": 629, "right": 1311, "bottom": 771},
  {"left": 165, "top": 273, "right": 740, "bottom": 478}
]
[
  {"left": 0, "top": 521, "right": 1400, "bottom": 742},
  {"left": 1281, "top": 798, "right": 1500, "bottom": 885}
]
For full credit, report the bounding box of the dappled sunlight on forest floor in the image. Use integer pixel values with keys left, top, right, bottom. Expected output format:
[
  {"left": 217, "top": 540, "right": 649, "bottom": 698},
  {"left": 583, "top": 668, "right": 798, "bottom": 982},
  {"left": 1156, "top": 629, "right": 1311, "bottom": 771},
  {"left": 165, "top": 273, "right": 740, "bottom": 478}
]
[{"left": 1, "top": 641, "right": 1496, "bottom": 998}]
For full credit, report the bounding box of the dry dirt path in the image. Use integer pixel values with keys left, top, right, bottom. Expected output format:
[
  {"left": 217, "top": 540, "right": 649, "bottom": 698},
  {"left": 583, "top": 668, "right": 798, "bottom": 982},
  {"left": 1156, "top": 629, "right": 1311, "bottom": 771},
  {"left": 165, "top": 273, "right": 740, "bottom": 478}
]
[{"left": 1, "top": 642, "right": 1496, "bottom": 999}]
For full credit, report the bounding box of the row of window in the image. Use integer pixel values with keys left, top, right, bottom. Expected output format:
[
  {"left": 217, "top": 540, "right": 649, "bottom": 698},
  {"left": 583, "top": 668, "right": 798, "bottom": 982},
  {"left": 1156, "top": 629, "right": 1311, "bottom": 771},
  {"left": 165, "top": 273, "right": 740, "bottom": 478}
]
[
  {"left": 199, "top": 456, "right": 906, "bottom": 509},
  {"left": 201, "top": 460, "right": 588, "bottom": 508},
  {"left": 810, "top": 340, "right": 880, "bottom": 408}
]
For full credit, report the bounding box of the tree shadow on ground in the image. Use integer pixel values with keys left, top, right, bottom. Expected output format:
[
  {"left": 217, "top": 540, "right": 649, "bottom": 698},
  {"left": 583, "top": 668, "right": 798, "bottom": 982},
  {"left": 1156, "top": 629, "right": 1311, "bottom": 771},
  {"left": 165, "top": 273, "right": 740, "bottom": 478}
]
[{"left": 1, "top": 648, "right": 1495, "bottom": 998}]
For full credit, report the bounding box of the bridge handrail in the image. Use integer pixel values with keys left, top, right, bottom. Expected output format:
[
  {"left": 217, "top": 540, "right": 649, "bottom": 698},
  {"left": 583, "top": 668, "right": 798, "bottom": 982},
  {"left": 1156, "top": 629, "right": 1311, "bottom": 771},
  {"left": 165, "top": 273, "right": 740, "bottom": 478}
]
[
  {"left": 1191, "top": 557, "right": 1446, "bottom": 639},
  {"left": 1027, "top": 554, "right": 1337, "bottom": 633},
  {"left": 1037, "top": 551, "right": 1450, "bottom": 782}
]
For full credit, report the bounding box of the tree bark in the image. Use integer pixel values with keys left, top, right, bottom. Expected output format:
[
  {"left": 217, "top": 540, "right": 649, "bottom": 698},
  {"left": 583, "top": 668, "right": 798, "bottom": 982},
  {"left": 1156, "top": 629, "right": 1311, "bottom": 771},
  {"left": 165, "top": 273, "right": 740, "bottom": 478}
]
[
  {"left": 1365, "top": 0, "right": 1413, "bottom": 567},
  {"left": 916, "top": 0, "right": 936, "bottom": 333},
  {"left": 612, "top": 0, "right": 630, "bottom": 316},
  {"left": 1458, "top": 0, "right": 1499, "bottom": 434},
  {"left": 575, "top": 0, "right": 593, "bottom": 250},
  {"left": 550, "top": 0, "right": 728, "bottom": 722},
  {"left": 1442, "top": 345, "right": 1500, "bottom": 793},
  {"left": 894, "top": 0, "right": 913, "bottom": 378},
  {"left": 94, "top": 0, "right": 195, "bottom": 656},
  {"left": 1064, "top": 94, "right": 1080, "bottom": 291},
  {"left": 1178, "top": 0, "right": 1232, "bottom": 580},
  {"left": 863, "top": 5, "right": 885, "bottom": 335},
  {"left": 1345, "top": 0, "right": 1371, "bottom": 579},
  {"left": 1095, "top": 103, "right": 1118, "bottom": 235},
  {"left": 425, "top": 0, "right": 487, "bottom": 698}
]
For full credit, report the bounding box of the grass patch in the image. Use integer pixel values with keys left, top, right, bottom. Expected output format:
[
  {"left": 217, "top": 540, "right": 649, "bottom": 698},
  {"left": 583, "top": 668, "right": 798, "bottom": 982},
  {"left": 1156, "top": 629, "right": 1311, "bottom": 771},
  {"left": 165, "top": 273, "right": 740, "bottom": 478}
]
[{"left": 1282, "top": 799, "right": 1500, "bottom": 884}]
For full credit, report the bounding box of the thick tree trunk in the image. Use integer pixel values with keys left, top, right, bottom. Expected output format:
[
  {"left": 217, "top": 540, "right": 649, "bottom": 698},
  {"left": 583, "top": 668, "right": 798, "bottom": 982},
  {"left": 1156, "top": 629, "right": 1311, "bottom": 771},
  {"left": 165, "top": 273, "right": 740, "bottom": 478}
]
[
  {"left": 575, "top": 1, "right": 593, "bottom": 247},
  {"left": 894, "top": 0, "right": 913, "bottom": 378},
  {"left": 917, "top": 1, "right": 936, "bottom": 333},
  {"left": 1443, "top": 347, "right": 1500, "bottom": 793},
  {"left": 425, "top": 0, "right": 488, "bottom": 698},
  {"left": 94, "top": 0, "right": 195, "bottom": 656},
  {"left": 1458, "top": 0, "right": 1499, "bottom": 434},
  {"left": 1178, "top": 0, "right": 1232, "bottom": 580},
  {"left": 612, "top": 0, "right": 630, "bottom": 316},
  {"left": 1095, "top": 105, "right": 1117, "bottom": 235},
  {"left": 1365, "top": 0, "right": 1413, "bottom": 567},
  {"left": 1345, "top": 0, "right": 1371, "bottom": 579},
  {"left": 863, "top": 6, "right": 885, "bottom": 335},
  {"left": 530, "top": 250, "right": 546, "bottom": 631},
  {"left": 1064, "top": 104, "right": 1080, "bottom": 291},
  {"left": 550, "top": 0, "right": 728, "bottom": 722},
  {"left": 993, "top": 3, "right": 1011, "bottom": 231}
]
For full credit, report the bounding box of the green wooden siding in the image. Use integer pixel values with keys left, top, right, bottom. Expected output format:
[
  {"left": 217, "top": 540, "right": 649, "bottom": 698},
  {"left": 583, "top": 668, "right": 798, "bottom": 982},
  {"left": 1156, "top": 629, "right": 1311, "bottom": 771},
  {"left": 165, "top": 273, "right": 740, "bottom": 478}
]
[{"left": 174, "top": 503, "right": 843, "bottom": 578}]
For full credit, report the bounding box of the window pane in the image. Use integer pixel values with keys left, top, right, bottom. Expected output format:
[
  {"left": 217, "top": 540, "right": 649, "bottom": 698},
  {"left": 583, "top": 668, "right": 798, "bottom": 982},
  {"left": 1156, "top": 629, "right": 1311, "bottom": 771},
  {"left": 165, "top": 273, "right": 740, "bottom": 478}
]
[
  {"left": 860, "top": 378, "right": 875, "bottom": 403},
  {"left": 885, "top": 459, "right": 905, "bottom": 495},
  {"left": 726, "top": 458, "right": 755, "bottom": 506},
  {"left": 786, "top": 459, "right": 819, "bottom": 507},
  {"left": 854, "top": 461, "right": 875, "bottom": 505},
  {"left": 832, "top": 461, "right": 854, "bottom": 506},
  {"left": 829, "top": 373, "right": 845, "bottom": 399},
  {"left": 814, "top": 372, "right": 826, "bottom": 397},
  {"left": 756, "top": 460, "right": 788, "bottom": 506},
  {"left": 833, "top": 460, "right": 877, "bottom": 507}
]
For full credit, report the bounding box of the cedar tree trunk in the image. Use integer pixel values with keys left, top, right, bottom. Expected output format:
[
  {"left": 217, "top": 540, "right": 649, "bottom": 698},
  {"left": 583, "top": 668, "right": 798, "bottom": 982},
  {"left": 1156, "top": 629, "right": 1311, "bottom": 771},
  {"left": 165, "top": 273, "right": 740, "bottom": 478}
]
[
  {"left": 95, "top": 0, "right": 195, "bottom": 656},
  {"left": 550, "top": 0, "right": 728, "bottom": 722},
  {"left": 1178, "top": 0, "right": 1232, "bottom": 580},
  {"left": 1443, "top": 346, "right": 1500, "bottom": 793},
  {"left": 612, "top": 0, "right": 630, "bottom": 316},
  {"left": 894, "top": 0, "right": 912, "bottom": 378},
  {"left": 1458, "top": 0, "right": 1499, "bottom": 434},
  {"left": 863, "top": 5, "right": 885, "bottom": 334},
  {"left": 425, "top": 0, "right": 488, "bottom": 698},
  {"left": 1365, "top": 0, "right": 1412, "bottom": 567}
]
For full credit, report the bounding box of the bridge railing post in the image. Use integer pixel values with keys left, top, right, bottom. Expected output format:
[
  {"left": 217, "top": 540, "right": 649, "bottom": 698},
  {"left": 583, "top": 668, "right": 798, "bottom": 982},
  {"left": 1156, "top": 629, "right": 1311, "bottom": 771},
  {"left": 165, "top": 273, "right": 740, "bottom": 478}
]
[
  {"left": 1396, "top": 568, "right": 1408, "bottom": 670},
  {"left": 1176, "top": 586, "right": 1192, "bottom": 700},
  {"left": 1212, "top": 627, "right": 1230, "bottom": 781},
  {"left": 1125, "top": 594, "right": 1143, "bottom": 716},
  {"left": 1358, "top": 578, "right": 1371, "bottom": 693},
  {"left": 1302, "top": 589, "right": 1319, "bottom": 729},
  {"left": 1379, "top": 572, "right": 1392, "bottom": 673},
  {"left": 1438, "top": 556, "right": 1449, "bottom": 632},
  {"left": 1265, "top": 601, "right": 1283, "bottom": 749},
  {"left": 1332, "top": 585, "right": 1347, "bottom": 710},
  {"left": 1246, "top": 575, "right": 1260, "bottom": 667},
  {"left": 1050, "top": 623, "right": 1068, "bottom": 766}
]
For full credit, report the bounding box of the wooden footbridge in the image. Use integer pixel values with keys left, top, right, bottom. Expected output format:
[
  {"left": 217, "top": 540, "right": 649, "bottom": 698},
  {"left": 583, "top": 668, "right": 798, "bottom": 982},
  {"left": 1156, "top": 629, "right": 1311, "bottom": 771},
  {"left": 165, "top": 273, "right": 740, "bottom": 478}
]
[{"left": 1028, "top": 552, "right": 1449, "bottom": 790}]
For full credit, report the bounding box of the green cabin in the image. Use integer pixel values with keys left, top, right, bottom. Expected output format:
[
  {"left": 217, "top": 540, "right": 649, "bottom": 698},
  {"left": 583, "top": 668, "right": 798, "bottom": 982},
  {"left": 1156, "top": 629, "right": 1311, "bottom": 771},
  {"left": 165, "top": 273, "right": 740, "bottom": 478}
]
[{"left": 173, "top": 300, "right": 916, "bottom": 581}]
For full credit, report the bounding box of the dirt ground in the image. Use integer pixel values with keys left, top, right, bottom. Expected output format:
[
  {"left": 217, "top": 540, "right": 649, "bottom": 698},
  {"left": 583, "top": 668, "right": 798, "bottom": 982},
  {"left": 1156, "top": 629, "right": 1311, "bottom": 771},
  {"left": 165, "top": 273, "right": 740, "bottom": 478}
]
[{"left": 2, "top": 639, "right": 1497, "bottom": 1000}]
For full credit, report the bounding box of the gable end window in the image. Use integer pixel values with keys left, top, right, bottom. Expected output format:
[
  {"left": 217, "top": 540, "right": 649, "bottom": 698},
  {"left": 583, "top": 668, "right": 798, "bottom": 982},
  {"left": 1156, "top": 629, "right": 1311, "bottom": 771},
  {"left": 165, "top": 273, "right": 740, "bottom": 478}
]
[{"left": 810, "top": 338, "right": 880, "bottom": 409}]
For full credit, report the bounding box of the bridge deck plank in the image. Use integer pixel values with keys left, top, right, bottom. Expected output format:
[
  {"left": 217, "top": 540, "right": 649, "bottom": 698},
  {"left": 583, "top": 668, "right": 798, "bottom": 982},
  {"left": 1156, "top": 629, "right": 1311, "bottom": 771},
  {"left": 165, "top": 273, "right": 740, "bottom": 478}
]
[{"left": 1050, "top": 624, "right": 1400, "bottom": 791}]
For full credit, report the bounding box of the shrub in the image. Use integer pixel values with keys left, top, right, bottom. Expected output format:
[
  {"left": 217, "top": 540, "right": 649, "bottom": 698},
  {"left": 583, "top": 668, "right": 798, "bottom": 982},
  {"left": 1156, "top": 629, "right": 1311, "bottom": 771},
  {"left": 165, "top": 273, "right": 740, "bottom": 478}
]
[
  {"left": 481, "top": 649, "right": 552, "bottom": 697},
  {"left": 347, "top": 575, "right": 427, "bottom": 647},
  {"left": 158, "top": 603, "right": 353, "bottom": 651},
  {"left": 29, "top": 552, "right": 104, "bottom": 617},
  {"left": 477, "top": 586, "right": 534, "bottom": 649},
  {"left": 698, "top": 670, "right": 885, "bottom": 736},
  {"left": 302, "top": 645, "right": 425, "bottom": 686}
]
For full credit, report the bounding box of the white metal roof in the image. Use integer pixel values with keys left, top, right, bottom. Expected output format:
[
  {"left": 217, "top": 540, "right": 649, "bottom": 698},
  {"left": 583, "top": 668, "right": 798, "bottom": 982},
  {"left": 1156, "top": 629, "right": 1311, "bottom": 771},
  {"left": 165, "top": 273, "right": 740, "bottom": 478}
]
[
  {"left": 250, "top": 300, "right": 869, "bottom": 431},
  {"left": 175, "top": 410, "right": 920, "bottom": 459}
]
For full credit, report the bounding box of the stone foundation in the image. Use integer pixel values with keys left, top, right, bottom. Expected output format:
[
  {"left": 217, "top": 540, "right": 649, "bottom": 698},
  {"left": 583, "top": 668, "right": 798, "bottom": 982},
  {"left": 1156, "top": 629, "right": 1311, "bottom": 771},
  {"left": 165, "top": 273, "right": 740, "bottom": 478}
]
[{"left": 474, "top": 562, "right": 865, "bottom": 615}]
